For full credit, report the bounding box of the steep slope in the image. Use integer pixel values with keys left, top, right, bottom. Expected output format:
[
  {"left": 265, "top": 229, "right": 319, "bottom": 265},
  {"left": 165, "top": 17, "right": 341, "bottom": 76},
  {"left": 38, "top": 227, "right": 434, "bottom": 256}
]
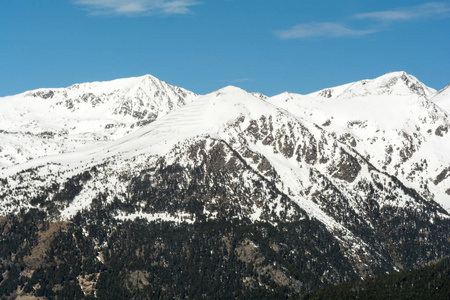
[
  {"left": 270, "top": 72, "right": 450, "bottom": 213},
  {"left": 0, "top": 75, "right": 198, "bottom": 168},
  {"left": 1, "top": 86, "right": 448, "bottom": 283}
]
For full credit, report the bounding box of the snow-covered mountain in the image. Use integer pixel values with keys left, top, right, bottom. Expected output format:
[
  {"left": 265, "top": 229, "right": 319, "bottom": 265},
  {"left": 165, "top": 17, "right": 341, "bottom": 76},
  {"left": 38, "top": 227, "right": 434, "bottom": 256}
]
[
  {"left": 0, "top": 72, "right": 449, "bottom": 297},
  {"left": 271, "top": 72, "right": 450, "bottom": 212},
  {"left": 309, "top": 72, "right": 436, "bottom": 99},
  {"left": 0, "top": 74, "right": 198, "bottom": 168}
]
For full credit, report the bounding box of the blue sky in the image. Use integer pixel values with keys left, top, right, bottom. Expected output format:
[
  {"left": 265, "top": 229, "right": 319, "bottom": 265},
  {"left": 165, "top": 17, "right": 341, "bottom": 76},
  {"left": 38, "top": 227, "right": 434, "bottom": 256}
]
[{"left": 1, "top": 1, "right": 449, "bottom": 96}]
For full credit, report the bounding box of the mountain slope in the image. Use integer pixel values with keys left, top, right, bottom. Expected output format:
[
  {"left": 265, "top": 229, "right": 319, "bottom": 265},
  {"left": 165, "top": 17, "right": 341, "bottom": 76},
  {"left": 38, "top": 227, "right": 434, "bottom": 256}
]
[
  {"left": 270, "top": 72, "right": 450, "bottom": 213},
  {"left": 0, "top": 75, "right": 198, "bottom": 168},
  {"left": 1, "top": 85, "right": 448, "bottom": 276},
  {"left": 300, "top": 258, "right": 450, "bottom": 300},
  {"left": 432, "top": 84, "right": 450, "bottom": 113},
  {"left": 0, "top": 73, "right": 449, "bottom": 298}
]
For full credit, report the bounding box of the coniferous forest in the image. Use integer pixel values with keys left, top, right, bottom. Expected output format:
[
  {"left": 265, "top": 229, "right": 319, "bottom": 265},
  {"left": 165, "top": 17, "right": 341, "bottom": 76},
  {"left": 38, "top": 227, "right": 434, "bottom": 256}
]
[
  {"left": 0, "top": 207, "right": 448, "bottom": 299},
  {"left": 300, "top": 257, "right": 450, "bottom": 300}
]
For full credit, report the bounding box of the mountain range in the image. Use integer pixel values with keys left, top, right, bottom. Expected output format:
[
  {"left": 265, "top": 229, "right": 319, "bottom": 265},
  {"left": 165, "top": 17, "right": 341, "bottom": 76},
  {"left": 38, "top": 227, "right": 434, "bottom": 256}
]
[{"left": 0, "top": 72, "right": 449, "bottom": 298}]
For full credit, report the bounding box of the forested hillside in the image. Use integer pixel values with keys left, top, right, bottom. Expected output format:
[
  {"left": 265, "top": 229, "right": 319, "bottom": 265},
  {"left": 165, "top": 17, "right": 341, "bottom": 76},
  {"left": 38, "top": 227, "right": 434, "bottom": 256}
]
[{"left": 300, "top": 257, "right": 450, "bottom": 300}]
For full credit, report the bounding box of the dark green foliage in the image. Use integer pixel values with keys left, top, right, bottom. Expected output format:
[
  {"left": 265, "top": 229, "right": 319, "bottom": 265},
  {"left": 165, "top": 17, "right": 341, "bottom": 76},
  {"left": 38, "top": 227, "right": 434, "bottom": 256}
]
[
  {"left": 87, "top": 217, "right": 355, "bottom": 299},
  {"left": 300, "top": 257, "right": 450, "bottom": 300},
  {"left": 111, "top": 218, "right": 354, "bottom": 298},
  {"left": 0, "top": 209, "right": 45, "bottom": 259},
  {"left": 0, "top": 265, "right": 21, "bottom": 297},
  {"left": 0, "top": 209, "right": 358, "bottom": 299},
  {"left": 0, "top": 210, "right": 46, "bottom": 297},
  {"left": 0, "top": 205, "right": 448, "bottom": 299},
  {"left": 52, "top": 171, "right": 92, "bottom": 204}
]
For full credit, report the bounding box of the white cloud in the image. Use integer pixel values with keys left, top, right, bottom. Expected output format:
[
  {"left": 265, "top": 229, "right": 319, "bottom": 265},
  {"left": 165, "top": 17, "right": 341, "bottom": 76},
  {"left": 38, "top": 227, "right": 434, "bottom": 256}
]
[
  {"left": 275, "top": 2, "right": 450, "bottom": 40},
  {"left": 275, "top": 22, "right": 376, "bottom": 39},
  {"left": 75, "top": 0, "right": 200, "bottom": 16},
  {"left": 162, "top": 1, "right": 197, "bottom": 14},
  {"left": 353, "top": 2, "right": 450, "bottom": 22}
]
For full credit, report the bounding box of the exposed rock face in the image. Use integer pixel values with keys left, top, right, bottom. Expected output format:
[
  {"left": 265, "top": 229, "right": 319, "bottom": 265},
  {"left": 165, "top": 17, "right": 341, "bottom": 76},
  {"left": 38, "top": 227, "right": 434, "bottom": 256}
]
[
  {"left": 434, "top": 167, "right": 450, "bottom": 185},
  {"left": 329, "top": 149, "right": 361, "bottom": 182}
]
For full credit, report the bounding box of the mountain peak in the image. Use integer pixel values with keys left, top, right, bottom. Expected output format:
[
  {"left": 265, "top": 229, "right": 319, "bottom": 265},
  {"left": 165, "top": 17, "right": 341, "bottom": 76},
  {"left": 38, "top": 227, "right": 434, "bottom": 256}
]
[
  {"left": 0, "top": 74, "right": 199, "bottom": 169},
  {"left": 64, "top": 73, "right": 169, "bottom": 93},
  {"left": 215, "top": 85, "right": 247, "bottom": 95},
  {"left": 309, "top": 71, "right": 436, "bottom": 99},
  {"left": 383, "top": 71, "right": 407, "bottom": 77},
  {"left": 372, "top": 71, "right": 436, "bottom": 97}
]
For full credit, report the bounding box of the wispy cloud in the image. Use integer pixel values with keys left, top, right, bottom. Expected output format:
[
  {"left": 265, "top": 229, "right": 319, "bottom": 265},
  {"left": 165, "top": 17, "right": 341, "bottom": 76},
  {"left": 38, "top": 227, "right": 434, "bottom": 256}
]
[
  {"left": 75, "top": 0, "right": 201, "bottom": 16},
  {"left": 353, "top": 2, "right": 450, "bottom": 22},
  {"left": 275, "top": 22, "right": 376, "bottom": 39},
  {"left": 275, "top": 2, "right": 450, "bottom": 40}
]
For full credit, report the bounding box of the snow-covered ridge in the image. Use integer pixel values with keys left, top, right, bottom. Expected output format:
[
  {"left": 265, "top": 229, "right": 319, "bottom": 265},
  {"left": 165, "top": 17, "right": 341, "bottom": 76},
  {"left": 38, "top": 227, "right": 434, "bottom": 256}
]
[
  {"left": 432, "top": 84, "right": 450, "bottom": 114},
  {"left": 308, "top": 71, "right": 436, "bottom": 99},
  {"left": 0, "top": 85, "right": 275, "bottom": 177},
  {"left": 21, "top": 74, "right": 198, "bottom": 121},
  {"left": 269, "top": 74, "right": 450, "bottom": 212},
  {"left": 1, "top": 71, "right": 449, "bottom": 216},
  {"left": 0, "top": 74, "right": 199, "bottom": 168}
]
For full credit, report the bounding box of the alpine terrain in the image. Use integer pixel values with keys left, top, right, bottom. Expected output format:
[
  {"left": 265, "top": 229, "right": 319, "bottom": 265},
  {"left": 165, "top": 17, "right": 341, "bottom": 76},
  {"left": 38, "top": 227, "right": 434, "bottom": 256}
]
[{"left": 0, "top": 72, "right": 449, "bottom": 299}]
